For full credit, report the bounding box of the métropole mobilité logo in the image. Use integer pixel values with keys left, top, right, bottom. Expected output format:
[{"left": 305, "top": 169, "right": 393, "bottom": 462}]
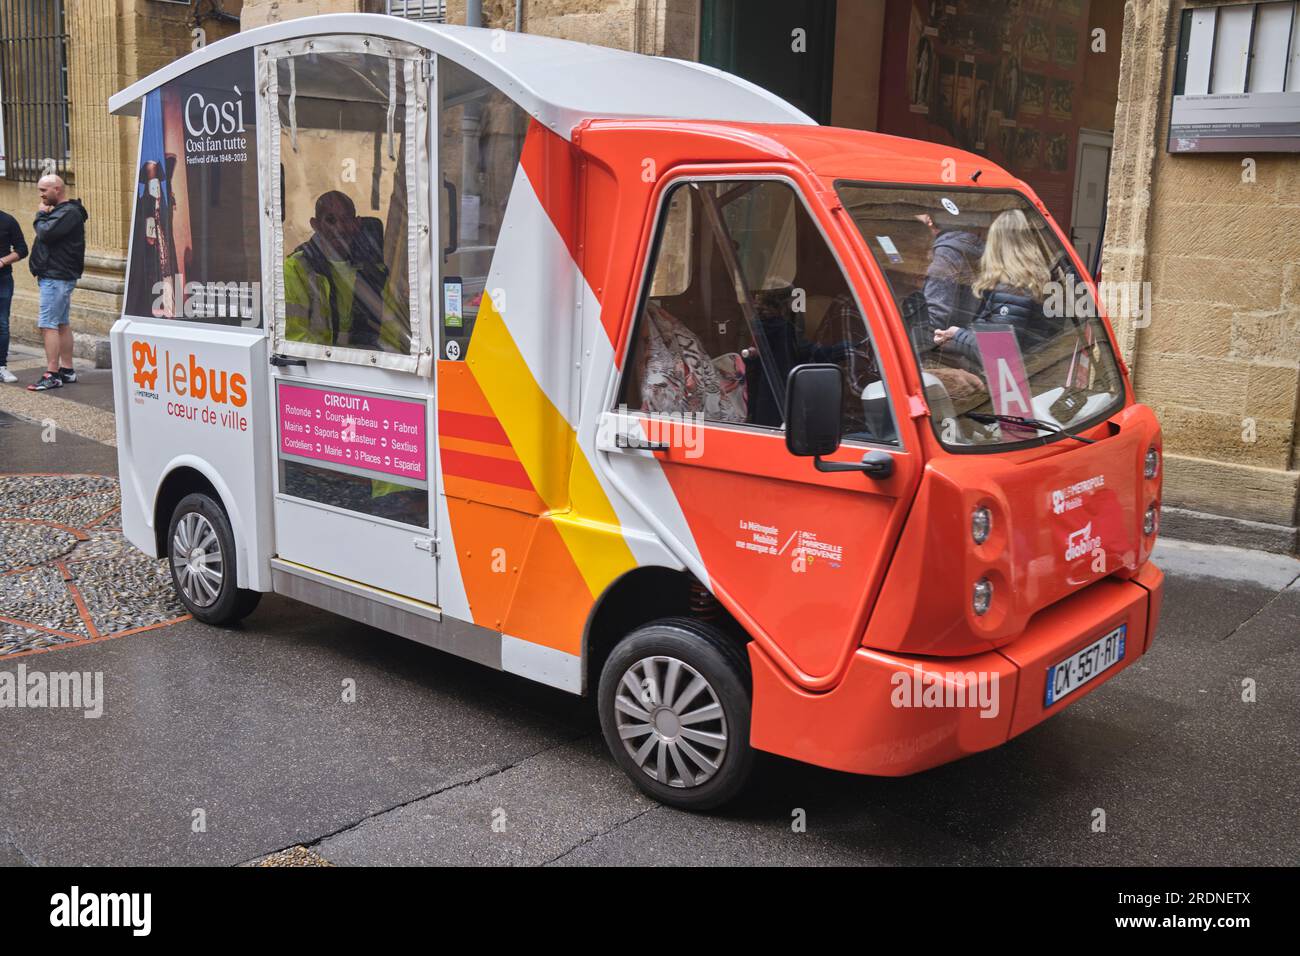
[{"left": 131, "top": 339, "right": 250, "bottom": 431}]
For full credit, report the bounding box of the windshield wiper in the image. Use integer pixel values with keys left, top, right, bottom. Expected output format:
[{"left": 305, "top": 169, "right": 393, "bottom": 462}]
[{"left": 961, "top": 411, "right": 1097, "bottom": 445}]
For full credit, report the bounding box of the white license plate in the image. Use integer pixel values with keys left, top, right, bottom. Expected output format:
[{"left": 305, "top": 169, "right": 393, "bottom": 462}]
[{"left": 1044, "top": 625, "right": 1126, "bottom": 707}]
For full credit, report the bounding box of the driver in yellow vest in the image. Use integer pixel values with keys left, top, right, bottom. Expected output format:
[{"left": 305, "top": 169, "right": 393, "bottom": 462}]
[
  {"left": 285, "top": 191, "right": 410, "bottom": 503},
  {"left": 284, "top": 190, "right": 407, "bottom": 353}
]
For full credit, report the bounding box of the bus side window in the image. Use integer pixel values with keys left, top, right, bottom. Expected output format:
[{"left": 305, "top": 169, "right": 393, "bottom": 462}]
[
  {"left": 275, "top": 51, "right": 413, "bottom": 355},
  {"left": 437, "top": 58, "right": 529, "bottom": 357},
  {"left": 618, "top": 179, "right": 897, "bottom": 444},
  {"left": 618, "top": 182, "right": 750, "bottom": 427}
]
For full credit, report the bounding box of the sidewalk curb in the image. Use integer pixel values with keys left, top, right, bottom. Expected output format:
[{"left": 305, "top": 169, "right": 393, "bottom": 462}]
[
  {"left": 1159, "top": 506, "right": 1298, "bottom": 557},
  {"left": 0, "top": 379, "right": 117, "bottom": 446},
  {"left": 1153, "top": 537, "right": 1300, "bottom": 590},
  {"left": 10, "top": 329, "right": 112, "bottom": 369}
]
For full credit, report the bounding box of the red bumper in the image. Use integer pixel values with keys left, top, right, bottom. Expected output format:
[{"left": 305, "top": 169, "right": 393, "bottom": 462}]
[{"left": 748, "top": 561, "right": 1165, "bottom": 776}]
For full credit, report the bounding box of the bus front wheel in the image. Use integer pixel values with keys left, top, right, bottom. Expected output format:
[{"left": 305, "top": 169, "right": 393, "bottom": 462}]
[{"left": 598, "top": 617, "right": 755, "bottom": 811}]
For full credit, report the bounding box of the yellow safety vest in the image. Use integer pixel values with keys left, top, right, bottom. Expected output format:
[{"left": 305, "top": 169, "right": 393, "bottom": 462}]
[
  {"left": 283, "top": 250, "right": 412, "bottom": 501},
  {"left": 283, "top": 250, "right": 408, "bottom": 353}
]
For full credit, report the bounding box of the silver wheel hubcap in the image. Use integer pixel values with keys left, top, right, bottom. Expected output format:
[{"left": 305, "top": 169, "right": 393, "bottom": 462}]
[
  {"left": 171, "top": 512, "right": 224, "bottom": 608},
  {"left": 614, "top": 655, "right": 728, "bottom": 789}
]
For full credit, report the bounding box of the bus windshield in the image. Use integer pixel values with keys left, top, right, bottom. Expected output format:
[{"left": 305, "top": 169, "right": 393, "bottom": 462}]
[{"left": 836, "top": 183, "right": 1125, "bottom": 449}]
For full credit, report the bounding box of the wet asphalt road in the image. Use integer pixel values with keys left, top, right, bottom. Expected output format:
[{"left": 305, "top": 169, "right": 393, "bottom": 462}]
[{"left": 0, "top": 411, "right": 1297, "bottom": 866}]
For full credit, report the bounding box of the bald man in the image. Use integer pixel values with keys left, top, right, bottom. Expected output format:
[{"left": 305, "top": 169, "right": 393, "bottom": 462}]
[{"left": 27, "top": 174, "right": 88, "bottom": 392}]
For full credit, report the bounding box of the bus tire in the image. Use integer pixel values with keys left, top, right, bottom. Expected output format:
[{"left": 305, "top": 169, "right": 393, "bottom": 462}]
[
  {"left": 598, "top": 617, "right": 754, "bottom": 811},
  {"left": 166, "top": 492, "right": 261, "bottom": 626}
]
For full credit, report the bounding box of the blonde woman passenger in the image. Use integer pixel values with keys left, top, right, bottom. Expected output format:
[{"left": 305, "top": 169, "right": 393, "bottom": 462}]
[{"left": 932, "top": 208, "right": 1061, "bottom": 366}]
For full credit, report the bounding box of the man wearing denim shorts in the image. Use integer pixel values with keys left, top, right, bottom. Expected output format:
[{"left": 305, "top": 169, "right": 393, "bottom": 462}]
[{"left": 27, "top": 174, "right": 89, "bottom": 392}]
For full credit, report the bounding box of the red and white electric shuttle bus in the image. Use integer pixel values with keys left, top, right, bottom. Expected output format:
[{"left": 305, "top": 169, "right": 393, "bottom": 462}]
[{"left": 108, "top": 14, "right": 1164, "bottom": 809}]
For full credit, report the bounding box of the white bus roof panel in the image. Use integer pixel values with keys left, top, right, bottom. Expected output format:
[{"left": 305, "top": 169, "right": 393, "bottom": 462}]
[{"left": 108, "top": 13, "right": 815, "bottom": 137}]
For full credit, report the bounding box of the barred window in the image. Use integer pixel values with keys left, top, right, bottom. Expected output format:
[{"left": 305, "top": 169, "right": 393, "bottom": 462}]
[
  {"left": 386, "top": 0, "right": 447, "bottom": 23},
  {"left": 0, "top": 0, "right": 71, "bottom": 182}
]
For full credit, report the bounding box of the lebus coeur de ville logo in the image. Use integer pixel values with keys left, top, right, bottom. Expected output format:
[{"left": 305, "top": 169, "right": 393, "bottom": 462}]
[{"left": 131, "top": 339, "right": 250, "bottom": 431}]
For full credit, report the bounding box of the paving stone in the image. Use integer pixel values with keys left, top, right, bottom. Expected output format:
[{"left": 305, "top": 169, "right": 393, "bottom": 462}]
[
  {"left": 0, "top": 475, "right": 159, "bottom": 648},
  {"left": 0, "top": 522, "right": 80, "bottom": 573},
  {"left": 69, "top": 548, "right": 184, "bottom": 636},
  {"left": 0, "top": 565, "right": 88, "bottom": 639},
  {"left": 8, "top": 490, "right": 120, "bottom": 527},
  {"left": 0, "top": 475, "right": 116, "bottom": 513},
  {"left": 0, "top": 623, "right": 77, "bottom": 656}
]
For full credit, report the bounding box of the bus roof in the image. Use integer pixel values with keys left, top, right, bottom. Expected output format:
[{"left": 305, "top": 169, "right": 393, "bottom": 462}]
[{"left": 107, "top": 13, "right": 815, "bottom": 139}]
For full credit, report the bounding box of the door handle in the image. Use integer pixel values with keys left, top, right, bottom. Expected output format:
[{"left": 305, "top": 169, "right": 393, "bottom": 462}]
[
  {"left": 443, "top": 179, "right": 458, "bottom": 261},
  {"left": 604, "top": 440, "right": 671, "bottom": 457},
  {"left": 270, "top": 354, "right": 307, "bottom": 368}
]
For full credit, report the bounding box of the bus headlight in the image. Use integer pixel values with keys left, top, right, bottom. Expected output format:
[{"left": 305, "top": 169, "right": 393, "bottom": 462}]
[
  {"left": 973, "top": 578, "right": 993, "bottom": 616},
  {"left": 1144, "top": 446, "right": 1160, "bottom": 480},
  {"left": 971, "top": 506, "right": 992, "bottom": 545},
  {"left": 1144, "top": 504, "right": 1159, "bottom": 536}
]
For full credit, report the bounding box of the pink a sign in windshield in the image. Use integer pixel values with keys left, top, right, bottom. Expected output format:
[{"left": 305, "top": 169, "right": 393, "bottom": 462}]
[
  {"left": 974, "top": 327, "right": 1038, "bottom": 439},
  {"left": 278, "top": 383, "right": 427, "bottom": 483}
]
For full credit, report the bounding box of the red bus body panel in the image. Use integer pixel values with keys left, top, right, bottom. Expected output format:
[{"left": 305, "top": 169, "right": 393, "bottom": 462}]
[{"left": 578, "top": 120, "right": 1165, "bottom": 776}]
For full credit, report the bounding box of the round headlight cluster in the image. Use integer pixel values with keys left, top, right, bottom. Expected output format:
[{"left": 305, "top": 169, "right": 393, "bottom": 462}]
[
  {"left": 971, "top": 506, "right": 992, "bottom": 545},
  {"left": 1144, "top": 446, "right": 1160, "bottom": 480},
  {"left": 972, "top": 578, "right": 993, "bottom": 616}
]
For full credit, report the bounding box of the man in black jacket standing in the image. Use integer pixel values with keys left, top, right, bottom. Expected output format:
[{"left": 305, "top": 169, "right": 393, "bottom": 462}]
[
  {"left": 0, "top": 207, "right": 28, "bottom": 383},
  {"left": 27, "top": 174, "right": 88, "bottom": 392}
]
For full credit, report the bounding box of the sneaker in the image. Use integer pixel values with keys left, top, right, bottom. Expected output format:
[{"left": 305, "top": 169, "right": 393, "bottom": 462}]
[
  {"left": 28, "top": 371, "right": 63, "bottom": 391},
  {"left": 58, "top": 366, "right": 77, "bottom": 384},
  {"left": 0, "top": 366, "right": 16, "bottom": 384}
]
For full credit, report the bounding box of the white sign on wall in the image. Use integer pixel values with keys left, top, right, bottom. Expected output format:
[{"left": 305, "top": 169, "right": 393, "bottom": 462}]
[{"left": 1170, "top": 1, "right": 1300, "bottom": 152}]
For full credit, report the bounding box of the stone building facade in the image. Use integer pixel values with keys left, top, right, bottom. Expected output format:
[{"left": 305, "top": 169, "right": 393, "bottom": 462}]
[
  {"left": 1102, "top": 0, "right": 1300, "bottom": 553},
  {"left": 2, "top": 0, "right": 1294, "bottom": 551},
  {"left": 0, "top": 0, "right": 244, "bottom": 364}
]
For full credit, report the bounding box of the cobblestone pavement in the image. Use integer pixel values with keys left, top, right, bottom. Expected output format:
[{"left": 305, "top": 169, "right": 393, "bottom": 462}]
[{"left": 0, "top": 474, "right": 188, "bottom": 657}]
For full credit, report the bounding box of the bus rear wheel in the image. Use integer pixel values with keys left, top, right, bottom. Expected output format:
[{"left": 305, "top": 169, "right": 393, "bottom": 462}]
[
  {"left": 598, "top": 617, "right": 754, "bottom": 811},
  {"left": 166, "top": 492, "right": 261, "bottom": 626}
]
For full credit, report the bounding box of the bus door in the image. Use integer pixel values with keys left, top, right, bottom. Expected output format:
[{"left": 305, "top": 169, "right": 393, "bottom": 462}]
[{"left": 258, "top": 36, "right": 437, "bottom": 605}]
